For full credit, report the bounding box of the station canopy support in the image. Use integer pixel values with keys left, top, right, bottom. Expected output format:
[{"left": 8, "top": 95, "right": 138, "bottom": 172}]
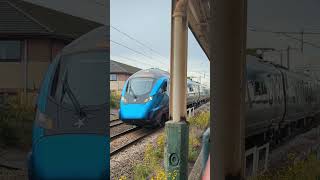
[
  {"left": 210, "top": 0, "right": 247, "bottom": 179},
  {"left": 164, "top": 0, "right": 189, "bottom": 179}
]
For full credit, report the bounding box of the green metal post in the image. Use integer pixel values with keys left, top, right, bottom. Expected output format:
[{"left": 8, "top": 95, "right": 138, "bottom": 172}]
[{"left": 164, "top": 121, "right": 189, "bottom": 180}]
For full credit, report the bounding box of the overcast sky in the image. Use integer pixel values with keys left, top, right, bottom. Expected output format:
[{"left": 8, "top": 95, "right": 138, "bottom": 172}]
[
  {"left": 110, "top": 0, "right": 210, "bottom": 86},
  {"left": 247, "top": 0, "right": 320, "bottom": 68},
  {"left": 111, "top": 0, "right": 320, "bottom": 84},
  {"left": 23, "top": 0, "right": 320, "bottom": 82}
]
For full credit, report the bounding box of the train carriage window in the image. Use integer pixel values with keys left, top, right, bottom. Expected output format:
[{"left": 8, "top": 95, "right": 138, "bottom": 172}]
[
  {"left": 161, "top": 81, "right": 167, "bottom": 93},
  {"left": 189, "top": 85, "right": 194, "bottom": 92},
  {"left": 254, "top": 82, "right": 260, "bottom": 96},
  {"left": 254, "top": 81, "right": 267, "bottom": 96}
]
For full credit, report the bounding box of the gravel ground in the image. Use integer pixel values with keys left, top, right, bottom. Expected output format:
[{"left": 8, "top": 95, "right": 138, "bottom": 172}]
[
  {"left": 110, "top": 109, "right": 119, "bottom": 121},
  {"left": 0, "top": 168, "right": 27, "bottom": 180},
  {"left": 110, "top": 129, "right": 163, "bottom": 180}
]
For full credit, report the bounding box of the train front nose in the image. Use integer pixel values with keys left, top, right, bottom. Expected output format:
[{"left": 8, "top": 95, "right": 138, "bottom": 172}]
[
  {"left": 30, "top": 135, "right": 108, "bottom": 180},
  {"left": 120, "top": 102, "right": 151, "bottom": 120}
]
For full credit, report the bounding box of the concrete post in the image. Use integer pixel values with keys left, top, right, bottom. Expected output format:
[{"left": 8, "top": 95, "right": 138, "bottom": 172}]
[
  {"left": 165, "top": 0, "right": 189, "bottom": 179},
  {"left": 210, "top": 0, "right": 247, "bottom": 179}
]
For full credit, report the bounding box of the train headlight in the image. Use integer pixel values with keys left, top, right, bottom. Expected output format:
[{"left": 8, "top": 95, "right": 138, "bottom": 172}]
[
  {"left": 36, "top": 112, "right": 53, "bottom": 129},
  {"left": 144, "top": 96, "right": 153, "bottom": 103},
  {"left": 121, "top": 96, "right": 127, "bottom": 103}
]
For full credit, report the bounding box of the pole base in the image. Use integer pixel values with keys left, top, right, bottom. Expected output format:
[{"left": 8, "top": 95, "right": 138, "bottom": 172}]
[{"left": 164, "top": 120, "right": 189, "bottom": 180}]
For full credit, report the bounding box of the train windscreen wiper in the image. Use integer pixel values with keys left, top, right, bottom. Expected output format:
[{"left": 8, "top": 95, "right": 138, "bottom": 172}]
[
  {"left": 128, "top": 82, "right": 137, "bottom": 99},
  {"left": 60, "top": 70, "right": 87, "bottom": 118}
]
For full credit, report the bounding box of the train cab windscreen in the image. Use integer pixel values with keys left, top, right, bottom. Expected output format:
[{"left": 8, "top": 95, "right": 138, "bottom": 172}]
[
  {"left": 54, "top": 51, "right": 107, "bottom": 106},
  {"left": 46, "top": 50, "right": 108, "bottom": 135},
  {"left": 124, "top": 77, "right": 155, "bottom": 103}
]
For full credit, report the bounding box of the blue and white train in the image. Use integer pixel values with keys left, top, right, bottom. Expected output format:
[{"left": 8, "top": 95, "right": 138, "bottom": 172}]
[
  {"left": 28, "top": 26, "right": 109, "bottom": 180},
  {"left": 119, "top": 68, "right": 210, "bottom": 127}
]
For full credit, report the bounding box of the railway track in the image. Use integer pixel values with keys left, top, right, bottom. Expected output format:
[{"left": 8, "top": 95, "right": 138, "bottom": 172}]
[
  {"left": 110, "top": 119, "right": 124, "bottom": 127},
  {"left": 0, "top": 163, "right": 22, "bottom": 170},
  {"left": 111, "top": 126, "right": 141, "bottom": 140},
  {"left": 110, "top": 128, "right": 155, "bottom": 156}
]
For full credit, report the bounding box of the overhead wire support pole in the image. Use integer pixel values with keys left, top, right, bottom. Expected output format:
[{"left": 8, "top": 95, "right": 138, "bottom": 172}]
[
  {"left": 287, "top": 46, "right": 290, "bottom": 70},
  {"left": 280, "top": 50, "right": 283, "bottom": 66},
  {"left": 301, "top": 29, "right": 304, "bottom": 53},
  {"left": 165, "top": 0, "right": 189, "bottom": 179}
]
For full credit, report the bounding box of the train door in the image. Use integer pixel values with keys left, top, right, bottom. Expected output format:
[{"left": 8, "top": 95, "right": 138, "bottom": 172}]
[
  {"left": 251, "top": 77, "right": 269, "bottom": 133},
  {"left": 276, "top": 72, "right": 285, "bottom": 124},
  {"left": 264, "top": 72, "right": 278, "bottom": 128},
  {"left": 158, "top": 79, "right": 169, "bottom": 121},
  {"left": 196, "top": 84, "right": 200, "bottom": 104},
  {"left": 284, "top": 74, "right": 293, "bottom": 122},
  {"left": 268, "top": 72, "right": 280, "bottom": 125},
  {"left": 187, "top": 83, "right": 194, "bottom": 107}
]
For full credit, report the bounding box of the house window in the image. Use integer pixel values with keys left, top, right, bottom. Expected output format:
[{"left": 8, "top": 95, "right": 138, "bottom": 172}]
[
  {"left": 110, "top": 74, "right": 117, "bottom": 81},
  {"left": 0, "top": 40, "right": 22, "bottom": 62}
]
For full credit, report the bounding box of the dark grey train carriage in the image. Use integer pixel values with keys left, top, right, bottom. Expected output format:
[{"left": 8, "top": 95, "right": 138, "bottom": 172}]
[{"left": 245, "top": 55, "right": 320, "bottom": 144}]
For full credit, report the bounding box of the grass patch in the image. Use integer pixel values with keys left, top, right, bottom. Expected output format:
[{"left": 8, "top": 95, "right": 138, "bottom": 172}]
[
  {"left": 188, "top": 111, "right": 210, "bottom": 129},
  {"left": 189, "top": 130, "right": 201, "bottom": 162},
  {"left": 132, "top": 122, "right": 205, "bottom": 179},
  {"left": 0, "top": 95, "right": 35, "bottom": 148},
  {"left": 110, "top": 91, "right": 121, "bottom": 109},
  {"left": 133, "top": 133, "right": 166, "bottom": 180},
  {"left": 249, "top": 153, "right": 320, "bottom": 180}
]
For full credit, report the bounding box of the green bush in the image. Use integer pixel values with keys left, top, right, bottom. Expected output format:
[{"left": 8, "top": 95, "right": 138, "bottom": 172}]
[
  {"left": 110, "top": 91, "right": 121, "bottom": 109},
  {"left": 189, "top": 131, "right": 201, "bottom": 162},
  {"left": 0, "top": 117, "right": 19, "bottom": 146},
  {"left": 0, "top": 95, "right": 35, "bottom": 148}
]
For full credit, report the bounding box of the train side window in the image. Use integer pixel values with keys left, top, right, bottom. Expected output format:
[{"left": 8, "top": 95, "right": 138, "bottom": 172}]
[
  {"left": 262, "top": 82, "right": 267, "bottom": 95},
  {"left": 254, "top": 82, "right": 260, "bottom": 96},
  {"left": 162, "top": 81, "right": 167, "bottom": 93},
  {"left": 189, "top": 85, "right": 194, "bottom": 92}
]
